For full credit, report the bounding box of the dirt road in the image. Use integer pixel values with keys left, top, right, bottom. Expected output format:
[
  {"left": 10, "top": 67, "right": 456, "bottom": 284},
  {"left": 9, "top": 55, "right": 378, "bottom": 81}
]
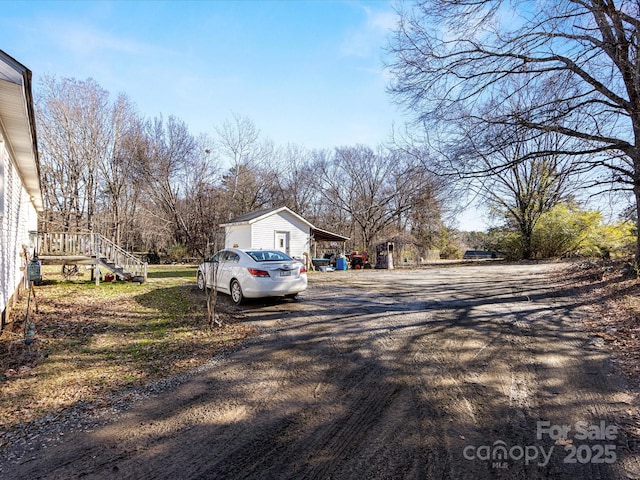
[{"left": 3, "top": 262, "right": 640, "bottom": 479}]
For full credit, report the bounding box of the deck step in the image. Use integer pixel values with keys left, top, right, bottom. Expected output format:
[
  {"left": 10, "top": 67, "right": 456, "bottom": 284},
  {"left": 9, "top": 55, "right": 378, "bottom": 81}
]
[{"left": 35, "top": 232, "right": 147, "bottom": 283}]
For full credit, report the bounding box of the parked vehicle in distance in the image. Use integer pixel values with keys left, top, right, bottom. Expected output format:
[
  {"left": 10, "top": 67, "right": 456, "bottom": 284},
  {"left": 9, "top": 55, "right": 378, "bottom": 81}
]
[
  {"left": 462, "top": 250, "right": 498, "bottom": 260},
  {"left": 196, "top": 248, "right": 308, "bottom": 305}
]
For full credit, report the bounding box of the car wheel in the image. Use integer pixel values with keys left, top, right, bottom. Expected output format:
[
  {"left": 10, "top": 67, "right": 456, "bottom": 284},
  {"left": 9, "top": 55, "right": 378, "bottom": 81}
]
[
  {"left": 197, "top": 272, "right": 205, "bottom": 291},
  {"left": 230, "top": 279, "right": 244, "bottom": 305}
]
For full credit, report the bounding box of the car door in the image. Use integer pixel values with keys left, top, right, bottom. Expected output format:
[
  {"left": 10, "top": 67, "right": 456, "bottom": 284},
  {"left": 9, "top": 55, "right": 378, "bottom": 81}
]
[
  {"left": 216, "top": 250, "right": 240, "bottom": 294},
  {"left": 205, "top": 251, "right": 222, "bottom": 289}
]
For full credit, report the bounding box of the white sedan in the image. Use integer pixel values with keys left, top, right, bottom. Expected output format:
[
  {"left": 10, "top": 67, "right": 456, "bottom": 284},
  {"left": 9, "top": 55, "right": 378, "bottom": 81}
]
[{"left": 196, "top": 248, "right": 308, "bottom": 304}]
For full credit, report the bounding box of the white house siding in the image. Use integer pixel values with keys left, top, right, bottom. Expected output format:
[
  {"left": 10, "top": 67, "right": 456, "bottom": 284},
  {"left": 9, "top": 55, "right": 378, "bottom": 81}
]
[
  {"left": 1, "top": 143, "right": 38, "bottom": 321},
  {"left": 251, "top": 211, "right": 310, "bottom": 259},
  {"left": 224, "top": 224, "right": 252, "bottom": 251}
]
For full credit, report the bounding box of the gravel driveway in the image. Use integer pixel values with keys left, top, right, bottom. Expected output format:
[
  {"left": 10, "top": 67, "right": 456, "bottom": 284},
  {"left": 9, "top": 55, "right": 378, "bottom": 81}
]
[{"left": 3, "top": 262, "right": 640, "bottom": 479}]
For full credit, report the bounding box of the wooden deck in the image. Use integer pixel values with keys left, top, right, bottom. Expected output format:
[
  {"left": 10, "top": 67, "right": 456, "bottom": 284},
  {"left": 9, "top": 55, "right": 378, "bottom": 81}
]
[{"left": 34, "top": 232, "right": 147, "bottom": 284}]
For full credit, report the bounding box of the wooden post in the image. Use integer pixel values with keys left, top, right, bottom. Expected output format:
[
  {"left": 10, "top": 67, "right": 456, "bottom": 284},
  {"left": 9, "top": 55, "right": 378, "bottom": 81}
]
[{"left": 91, "top": 232, "right": 99, "bottom": 286}]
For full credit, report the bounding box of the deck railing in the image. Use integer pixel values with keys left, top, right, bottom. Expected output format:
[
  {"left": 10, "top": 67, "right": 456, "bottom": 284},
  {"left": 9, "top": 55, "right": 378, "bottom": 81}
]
[{"left": 36, "top": 232, "right": 147, "bottom": 279}]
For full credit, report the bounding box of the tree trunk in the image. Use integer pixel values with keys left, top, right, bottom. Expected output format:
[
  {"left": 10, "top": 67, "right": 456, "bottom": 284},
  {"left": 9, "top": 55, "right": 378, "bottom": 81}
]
[
  {"left": 521, "top": 223, "right": 533, "bottom": 260},
  {"left": 634, "top": 180, "right": 640, "bottom": 272}
]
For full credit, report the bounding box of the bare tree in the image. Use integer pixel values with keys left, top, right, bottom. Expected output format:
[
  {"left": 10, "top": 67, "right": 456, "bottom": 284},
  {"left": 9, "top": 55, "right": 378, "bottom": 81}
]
[
  {"left": 179, "top": 135, "right": 224, "bottom": 256},
  {"left": 214, "top": 114, "right": 272, "bottom": 219},
  {"left": 132, "top": 115, "right": 199, "bottom": 253},
  {"left": 443, "top": 86, "right": 583, "bottom": 258},
  {"left": 95, "top": 93, "right": 141, "bottom": 246},
  {"left": 388, "top": 0, "right": 640, "bottom": 262},
  {"left": 220, "top": 163, "right": 271, "bottom": 215},
  {"left": 36, "top": 76, "right": 109, "bottom": 232},
  {"left": 265, "top": 144, "right": 323, "bottom": 216},
  {"left": 467, "top": 127, "right": 579, "bottom": 258},
  {"left": 318, "top": 145, "right": 444, "bottom": 252},
  {"left": 36, "top": 76, "right": 146, "bottom": 247}
]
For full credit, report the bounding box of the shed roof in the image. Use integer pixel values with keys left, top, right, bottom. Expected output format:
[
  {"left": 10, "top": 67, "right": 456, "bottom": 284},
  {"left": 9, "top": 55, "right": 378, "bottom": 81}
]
[
  {"left": 311, "top": 227, "right": 350, "bottom": 242},
  {"left": 0, "top": 50, "right": 42, "bottom": 211},
  {"left": 221, "top": 206, "right": 313, "bottom": 228}
]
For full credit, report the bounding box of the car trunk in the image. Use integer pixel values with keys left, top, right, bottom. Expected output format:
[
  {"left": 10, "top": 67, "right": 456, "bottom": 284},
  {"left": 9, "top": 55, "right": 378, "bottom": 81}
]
[{"left": 262, "top": 263, "right": 302, "bottom": 281}]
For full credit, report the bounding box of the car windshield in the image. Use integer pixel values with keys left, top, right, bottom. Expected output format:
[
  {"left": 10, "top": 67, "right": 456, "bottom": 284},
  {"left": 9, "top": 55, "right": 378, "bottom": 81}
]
[{"left": 246, "top": 250, "right": 293, "bottom": 262}]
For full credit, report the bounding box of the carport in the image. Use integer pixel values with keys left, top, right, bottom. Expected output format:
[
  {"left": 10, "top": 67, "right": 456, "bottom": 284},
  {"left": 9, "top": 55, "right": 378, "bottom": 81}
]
[{"left": 310, "top": 227, "right": 349, "bottom": 269}]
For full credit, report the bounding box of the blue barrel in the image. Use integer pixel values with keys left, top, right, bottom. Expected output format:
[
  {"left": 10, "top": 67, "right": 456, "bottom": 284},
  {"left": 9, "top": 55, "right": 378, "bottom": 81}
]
[{"left": 336, "top": 257, "right": 347, "bottom": 271}]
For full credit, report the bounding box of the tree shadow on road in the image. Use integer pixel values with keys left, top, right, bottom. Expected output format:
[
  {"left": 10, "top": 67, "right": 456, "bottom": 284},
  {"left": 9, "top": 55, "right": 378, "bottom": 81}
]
[{"left": 3, "top": 263, "right": 640, "bottom": 479}]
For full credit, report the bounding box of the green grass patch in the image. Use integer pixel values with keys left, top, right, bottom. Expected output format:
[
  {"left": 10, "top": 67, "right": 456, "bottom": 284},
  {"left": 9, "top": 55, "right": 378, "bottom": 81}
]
[{"left": 147, "top": 264, "right": 198, "bottom": 279}]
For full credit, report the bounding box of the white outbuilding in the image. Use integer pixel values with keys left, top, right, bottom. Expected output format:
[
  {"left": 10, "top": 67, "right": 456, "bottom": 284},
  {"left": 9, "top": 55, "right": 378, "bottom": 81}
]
[
  {"left": 220, "top": 207, "right": 349, "bottom": 262},
  {"left": 220, "top": 207, "right": 313, "bottom": 261}
]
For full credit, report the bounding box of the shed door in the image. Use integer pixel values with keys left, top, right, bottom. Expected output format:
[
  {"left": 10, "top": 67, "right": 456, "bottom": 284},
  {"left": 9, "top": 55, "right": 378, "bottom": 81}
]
[{"left": 275, "top": 231, "right": 290, "bottom": 255}]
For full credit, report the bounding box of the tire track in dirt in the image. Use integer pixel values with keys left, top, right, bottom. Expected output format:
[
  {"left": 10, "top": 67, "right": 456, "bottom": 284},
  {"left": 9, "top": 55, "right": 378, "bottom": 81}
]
[{"left": 3, "top": 263, "right": 640, "bottom": 479}]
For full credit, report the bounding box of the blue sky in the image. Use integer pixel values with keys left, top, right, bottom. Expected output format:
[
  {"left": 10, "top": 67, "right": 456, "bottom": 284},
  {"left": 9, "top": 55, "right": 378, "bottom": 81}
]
[
  {"left": 1, "top": 0, "right": 489, "bottom": 230},
  {"left": 1, "top": 0, "right": 403, "bottom": 148}
]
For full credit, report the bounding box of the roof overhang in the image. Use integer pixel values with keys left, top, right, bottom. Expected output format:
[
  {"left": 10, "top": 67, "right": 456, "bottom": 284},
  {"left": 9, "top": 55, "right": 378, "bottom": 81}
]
[
  {"left": 311, "top": 227, "right": 350, "bottom": 242},
  {"left": 0, "top": 50, "right": 42, "bottom": 211}
]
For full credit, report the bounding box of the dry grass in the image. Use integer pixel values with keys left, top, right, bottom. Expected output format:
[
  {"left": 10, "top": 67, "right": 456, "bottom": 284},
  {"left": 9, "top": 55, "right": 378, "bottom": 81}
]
[
  {"left": 0, "top": 265, "right": 257, "bottom": 430},
  {"left": 562, "top": 257, "right": 640, "bottom": 383},
  {"left": 4, "top": 259, "right": 640, "bottom": 435}
]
